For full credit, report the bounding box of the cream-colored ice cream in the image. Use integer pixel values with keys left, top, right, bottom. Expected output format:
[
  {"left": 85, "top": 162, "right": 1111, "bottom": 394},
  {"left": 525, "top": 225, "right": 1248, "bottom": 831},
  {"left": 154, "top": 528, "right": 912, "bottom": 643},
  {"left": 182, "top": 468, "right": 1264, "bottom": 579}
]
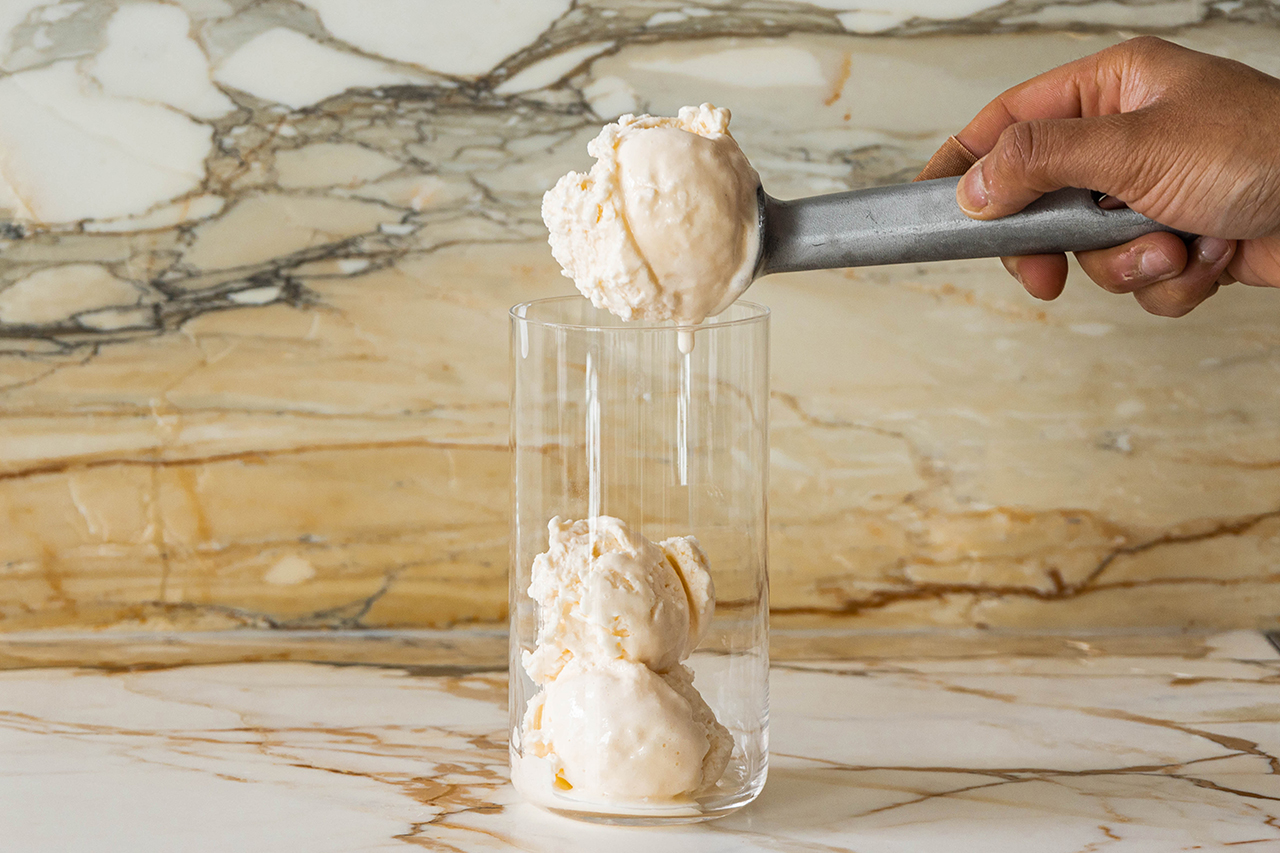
[
  {"left": 521, "top": 660, "right": 728, "bottom": 802},
  {"left": 542, "top": 104, "right": 760, "bottom": 325},
  {"left": 523, "top": 515, "right": 714, "bottom": 681},
  {"left": 518, "top": 516, "right": 732, "bottom": 806}
]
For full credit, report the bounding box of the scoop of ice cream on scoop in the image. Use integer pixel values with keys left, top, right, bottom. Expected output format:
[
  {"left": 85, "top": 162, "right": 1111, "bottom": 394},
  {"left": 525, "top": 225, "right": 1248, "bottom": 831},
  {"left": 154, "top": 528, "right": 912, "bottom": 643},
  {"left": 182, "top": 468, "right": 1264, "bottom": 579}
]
[
  {"left": 542, "top": 104, "right": 760, "bottom": 324},
  {"left": 523, "top": 516, "right": 715, "bottom": 682}
]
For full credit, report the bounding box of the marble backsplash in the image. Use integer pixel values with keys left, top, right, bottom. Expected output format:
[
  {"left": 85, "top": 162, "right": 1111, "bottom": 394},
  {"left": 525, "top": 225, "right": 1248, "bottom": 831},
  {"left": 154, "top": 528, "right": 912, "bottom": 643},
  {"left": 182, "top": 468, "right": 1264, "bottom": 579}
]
[{"left": 2, "top": 0, "right": 1279, "bottom": 633}]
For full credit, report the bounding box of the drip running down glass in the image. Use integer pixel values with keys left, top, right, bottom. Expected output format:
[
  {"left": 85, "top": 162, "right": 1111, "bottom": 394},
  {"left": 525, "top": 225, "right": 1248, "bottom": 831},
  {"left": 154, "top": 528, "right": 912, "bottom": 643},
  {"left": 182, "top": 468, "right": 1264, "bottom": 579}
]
[{"left": 509, "top": 297, "right": 770, "bottom": 825}]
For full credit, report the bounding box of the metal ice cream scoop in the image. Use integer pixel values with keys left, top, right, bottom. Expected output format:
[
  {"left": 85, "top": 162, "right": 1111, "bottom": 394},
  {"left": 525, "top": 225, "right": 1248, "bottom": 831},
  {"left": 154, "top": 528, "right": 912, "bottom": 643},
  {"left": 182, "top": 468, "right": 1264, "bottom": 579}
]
[{"left": 755, "top": 175, "right": 1192, "bottom": 277}]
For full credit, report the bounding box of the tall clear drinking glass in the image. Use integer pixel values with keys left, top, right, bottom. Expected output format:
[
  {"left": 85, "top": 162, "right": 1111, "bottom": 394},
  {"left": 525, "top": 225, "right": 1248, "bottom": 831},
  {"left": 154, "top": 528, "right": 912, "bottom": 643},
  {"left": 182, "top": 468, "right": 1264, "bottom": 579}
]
[{"left": 509, "top": 296, "right": 769, "bottom": 824}]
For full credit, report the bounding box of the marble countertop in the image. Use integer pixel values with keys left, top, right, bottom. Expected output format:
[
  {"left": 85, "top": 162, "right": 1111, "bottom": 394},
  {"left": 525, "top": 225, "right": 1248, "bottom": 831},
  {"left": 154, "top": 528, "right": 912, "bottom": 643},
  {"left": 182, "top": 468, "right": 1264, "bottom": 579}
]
[{"left": 4, "top": 630, "right": 1280, "bottom": 851}]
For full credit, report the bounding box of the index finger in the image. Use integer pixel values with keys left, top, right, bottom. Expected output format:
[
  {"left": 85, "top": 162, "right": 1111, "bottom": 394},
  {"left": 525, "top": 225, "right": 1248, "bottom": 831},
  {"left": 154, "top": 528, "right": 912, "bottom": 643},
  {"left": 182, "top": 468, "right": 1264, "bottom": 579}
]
[{"left": 957, "top": 47, "right": 1122, "bottom": 155}]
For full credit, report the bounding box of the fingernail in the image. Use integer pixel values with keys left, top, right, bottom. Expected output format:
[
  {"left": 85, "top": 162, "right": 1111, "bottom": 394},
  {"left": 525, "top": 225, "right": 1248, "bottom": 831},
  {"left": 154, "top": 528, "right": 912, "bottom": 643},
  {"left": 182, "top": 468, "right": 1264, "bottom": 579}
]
[
  {"left": 1197, "top": 237, "right": 1231, "bottom": 264},
  {"left": 1138, "top": 248, "right": 1178, "bottom": 280},
  {"left": 958, "top": 163, "right": 989, "bottom": 214}
]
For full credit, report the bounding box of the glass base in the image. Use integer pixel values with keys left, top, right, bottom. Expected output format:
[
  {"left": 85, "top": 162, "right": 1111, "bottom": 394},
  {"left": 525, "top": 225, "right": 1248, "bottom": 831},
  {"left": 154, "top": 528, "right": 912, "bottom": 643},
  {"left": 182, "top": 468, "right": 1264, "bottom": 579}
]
[
  {"left": 515, "top": 762, "right": 768, "bottom": 826},
  {"left": 539, "top": 787, "right": 762, "bottom": 825},
  {"left": 544, "top": 808, "right": 731, "bottom": 826}
]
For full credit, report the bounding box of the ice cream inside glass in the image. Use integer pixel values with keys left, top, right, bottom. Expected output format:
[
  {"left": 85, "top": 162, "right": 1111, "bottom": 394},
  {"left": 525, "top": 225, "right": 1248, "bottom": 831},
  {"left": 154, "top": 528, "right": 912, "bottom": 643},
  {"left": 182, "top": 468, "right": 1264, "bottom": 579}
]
[
  {"left": 515, "top": 516, "right": 732, "bottom": 804},
  {"left": 509, "top": 294, "right": 769, "bottom": 824}
]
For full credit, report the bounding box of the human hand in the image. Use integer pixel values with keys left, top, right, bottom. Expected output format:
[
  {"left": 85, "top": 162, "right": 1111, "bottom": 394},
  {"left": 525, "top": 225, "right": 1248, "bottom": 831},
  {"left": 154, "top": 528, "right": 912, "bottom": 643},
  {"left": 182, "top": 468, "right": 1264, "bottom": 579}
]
[{"left": 955, "top": 36, "right": 1280, "bottom": 316}]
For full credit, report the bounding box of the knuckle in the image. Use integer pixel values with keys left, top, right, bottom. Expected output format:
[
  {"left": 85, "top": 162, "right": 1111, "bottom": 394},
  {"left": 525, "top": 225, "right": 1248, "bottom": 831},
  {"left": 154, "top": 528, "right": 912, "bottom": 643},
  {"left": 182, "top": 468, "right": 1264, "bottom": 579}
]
[
  {"left": 1115, "top": 36, "right": 1195, "bottom": 88},
  {"left": 995, "top": 121, "right": 1048, "bottom": 185},
  {"left": 1088, "top": 245, "right": 1154, "bottom": 293},
  {"left": 1122, "top": 35, "right": 1172, "bottom": 59}
]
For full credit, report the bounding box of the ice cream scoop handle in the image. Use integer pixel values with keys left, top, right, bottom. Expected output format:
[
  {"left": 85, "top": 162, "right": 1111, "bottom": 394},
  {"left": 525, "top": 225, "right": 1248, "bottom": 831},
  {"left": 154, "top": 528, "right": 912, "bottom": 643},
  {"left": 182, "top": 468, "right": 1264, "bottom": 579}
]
[{"left": 759, "top": 176, "right": 1193, "bottom": 276}]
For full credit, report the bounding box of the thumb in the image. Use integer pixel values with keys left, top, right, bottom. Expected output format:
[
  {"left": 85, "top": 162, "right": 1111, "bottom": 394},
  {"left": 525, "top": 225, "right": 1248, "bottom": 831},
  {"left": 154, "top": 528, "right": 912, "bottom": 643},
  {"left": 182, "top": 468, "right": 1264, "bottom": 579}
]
[{"left": 956, "top": 112, "right": 1155, "bottom": 220}]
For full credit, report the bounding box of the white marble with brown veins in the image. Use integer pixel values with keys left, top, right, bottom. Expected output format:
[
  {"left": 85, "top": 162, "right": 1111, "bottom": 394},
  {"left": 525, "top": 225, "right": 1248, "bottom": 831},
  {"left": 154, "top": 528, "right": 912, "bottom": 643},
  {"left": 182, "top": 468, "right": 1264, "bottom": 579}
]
[
  {"left": 2, "top": 1, "right": 1280, "bottom": 633},
  {"left": 3, "top": 630, "right": 1279, "bottom": 851}
]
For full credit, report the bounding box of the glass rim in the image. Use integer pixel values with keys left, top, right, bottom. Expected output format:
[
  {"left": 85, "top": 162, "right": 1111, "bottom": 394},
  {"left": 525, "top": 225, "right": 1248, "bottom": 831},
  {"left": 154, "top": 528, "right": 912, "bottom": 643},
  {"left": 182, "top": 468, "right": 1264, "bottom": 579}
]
[{"left": 510, "top": 295, "right": 769, "bottom": 332}]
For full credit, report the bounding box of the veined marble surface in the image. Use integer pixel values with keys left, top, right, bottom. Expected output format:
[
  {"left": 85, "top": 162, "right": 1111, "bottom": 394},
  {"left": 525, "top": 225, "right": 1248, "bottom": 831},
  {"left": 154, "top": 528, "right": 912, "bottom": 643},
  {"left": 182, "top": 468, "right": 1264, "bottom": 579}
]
[
  {"left": 2, "top": 2, "right": 1280, "bottom": 632},
  {"left": 3, "top": 630, "right": 1279, "bottom": 851}
]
